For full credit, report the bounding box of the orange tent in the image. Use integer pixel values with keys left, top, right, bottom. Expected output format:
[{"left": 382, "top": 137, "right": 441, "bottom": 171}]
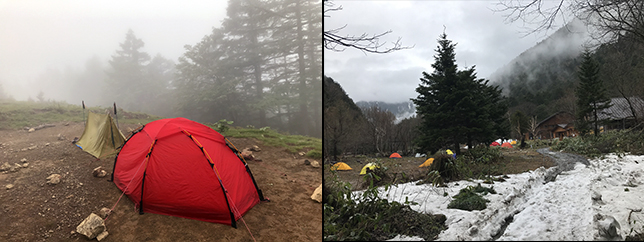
[
  {"left": 501, "top": 142, "right": 513, "bottom": 148},
  {"left": 418, "top": 158, "right": 434, "bottom": 167},
  {"left": 490, "top": 141, "right": 500, "bottom": 147},
  {"left": 389, "top": 153, "right": 402, "bottom": 158}
]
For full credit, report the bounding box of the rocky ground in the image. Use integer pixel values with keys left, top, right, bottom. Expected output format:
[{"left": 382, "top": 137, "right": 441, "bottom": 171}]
[{"left": 0, "top": 121, "right": 322, "bottom": 241}]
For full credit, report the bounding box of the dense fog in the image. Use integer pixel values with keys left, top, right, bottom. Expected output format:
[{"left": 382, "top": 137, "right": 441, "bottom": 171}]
[{"left": 0, "top": 0, "right": 322, "bottom": 138}]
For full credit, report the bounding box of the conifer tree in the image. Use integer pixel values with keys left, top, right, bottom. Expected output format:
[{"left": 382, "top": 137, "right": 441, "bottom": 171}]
[
  {"left": 575, "top": 50, "right": 611, "bottom": 137},
  {"left": 412, "top": 33, "right": 507, "bottom": 155}
]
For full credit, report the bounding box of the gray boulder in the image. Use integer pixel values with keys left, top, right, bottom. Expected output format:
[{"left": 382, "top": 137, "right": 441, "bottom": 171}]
[{"left": 597, "top": 214, "right": 621, "bottom": 239}]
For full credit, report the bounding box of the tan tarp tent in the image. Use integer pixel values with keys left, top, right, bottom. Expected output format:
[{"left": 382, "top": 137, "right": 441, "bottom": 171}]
[
  {"left": 359, "top": 163, "right": 379, "bottom": 175},
  {"left": 330, "top": 162, "right": 352, "bottom": 171},
  {"left": 76, "top": 112, "right": 126, "bottom": 158},
  {"left": 419, "top": 158, "right": 434, "bottom": 167}
]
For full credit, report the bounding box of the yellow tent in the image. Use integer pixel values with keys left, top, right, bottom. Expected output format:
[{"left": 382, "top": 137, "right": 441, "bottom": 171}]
[
  {"left": 360, "top": 163, "right": 379, "bottom": 175},
  {"left": 510, "top": 140, "right": 517, "bottom": 145},
  {"left": 418, "top": 158, "right": 434, "bottom": 167},
  {"left": 446, "top": 149, "right": 453, "bottom": 155},
  {"left": 330, "top": 162, "right": 352, "bottom": 171}
]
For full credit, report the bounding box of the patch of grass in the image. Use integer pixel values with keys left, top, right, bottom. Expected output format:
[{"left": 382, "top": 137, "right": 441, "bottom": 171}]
[
  {"left": 0, "top": 100, "right": 162, "bottom": 130},
  {"left": 219, "top": 126, "right": 321, "bottom": 159},
  {"left": 455, "top": 155, "right": 507, "bottom": 180},
  {"left": 463, "top": 145, "right": 503, "bottom": 164},
  {"left": 324, "top": 169, "right": 447, "bottom": 241},
  {"left": 447, "top": 183, "right": 495, "bottom": 211}
]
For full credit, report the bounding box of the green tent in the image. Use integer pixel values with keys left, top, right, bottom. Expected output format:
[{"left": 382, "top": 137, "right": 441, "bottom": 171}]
[{"left": 76, "top": 112, "right": 126, "bottom": 158}]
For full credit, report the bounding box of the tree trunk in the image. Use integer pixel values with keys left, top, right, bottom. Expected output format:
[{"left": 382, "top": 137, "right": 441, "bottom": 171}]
[{"left": 295, "top": 0, "right": 309, "bottom": 136}]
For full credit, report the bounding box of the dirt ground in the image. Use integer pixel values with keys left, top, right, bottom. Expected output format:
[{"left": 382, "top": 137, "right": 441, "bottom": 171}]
[
  {"left": 327, "top": 148, "right": 556, "bottom": 191},
  {"left": 0, "top": 121, "right": 322, "bottom": 242}
]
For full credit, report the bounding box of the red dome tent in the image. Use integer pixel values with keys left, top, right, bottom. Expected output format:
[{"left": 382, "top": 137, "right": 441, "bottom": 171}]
[
  {"left": 111, "top": 117, "right": 266, "bottom": 228},
  {"left": 389, "top": 152, "right": 402, "bottom": 158},
  {"left": 490, "top": 141, "right": 500, "bottom": 147}
]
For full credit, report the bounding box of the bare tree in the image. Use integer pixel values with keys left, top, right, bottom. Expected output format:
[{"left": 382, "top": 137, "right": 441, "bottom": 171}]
[
  {"left": 528, "top": 116, "right": 539, "bottom": 139},
  {"left": 495, "top": 0, "right": 644, "bottom": 44},
  {"left": 323, "top": 0, "right": 412, "bottom": 54},
  {"left": 361, "top": 106, "right": 396, "bottom": 156}
]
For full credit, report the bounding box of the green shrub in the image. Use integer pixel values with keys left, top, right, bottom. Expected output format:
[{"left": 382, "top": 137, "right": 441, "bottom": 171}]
[
  {"left": 428, "top": 154, "right": 459, "bottom": 182},
  {"left": 416, "top": 170, "right": 445, "bottom": 187},
  {"left": 447, "top": 184, "right": 495, "bottom": 211},
  {"left": 551, "top": 129, "right": 644, "bottom": 157},
  {"left": 213, "top": 119, "right": 234, "bottom": 133},
  {"left": 552, "top": 136, "right": 600, "bottom": 157},
  {"left": 323, "top": 168, "right": 447, "bottom": 241},
  {"left": 360, "top": 160, "right": 391, "bottom": 189}
]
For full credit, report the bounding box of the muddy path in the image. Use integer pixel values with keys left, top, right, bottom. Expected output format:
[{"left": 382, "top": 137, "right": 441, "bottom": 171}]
[{"left": 537, "top": 148, "right": 590, "bottom": 184}]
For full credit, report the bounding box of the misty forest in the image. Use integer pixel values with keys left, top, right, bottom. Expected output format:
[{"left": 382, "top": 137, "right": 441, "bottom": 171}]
[
  {"left": 0, "top": 0, "right": 322, "bottom": 138},
  {"left": 324, "top": 19, "right": 644, "bottom": 159}
]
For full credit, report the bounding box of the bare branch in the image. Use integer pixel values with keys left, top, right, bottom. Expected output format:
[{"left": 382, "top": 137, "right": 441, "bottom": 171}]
[
  {"left": 496, "top": 0, "right": 644, "bottom": 45},
  {"left": 493, "top": 0, "right": 566, "bottom": 37},
  {"left": 323, "top": 0, "right": 413, "bottom": 54}
]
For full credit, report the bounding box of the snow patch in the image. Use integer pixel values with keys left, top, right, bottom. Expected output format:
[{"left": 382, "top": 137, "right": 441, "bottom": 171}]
[{"left": 357, "top": 153, "right": 644, "bottom": 240}]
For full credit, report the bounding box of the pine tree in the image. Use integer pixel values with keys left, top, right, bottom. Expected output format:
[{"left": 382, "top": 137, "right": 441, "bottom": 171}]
[
  {"left": 105, "top": 29, "right": 150, "bottom": 111},
  {"left": 412, "top": 34, "right": 507, "bottom": 155},
  {"left": 575, "top": 50, "right": 611, "bottom": 137}
]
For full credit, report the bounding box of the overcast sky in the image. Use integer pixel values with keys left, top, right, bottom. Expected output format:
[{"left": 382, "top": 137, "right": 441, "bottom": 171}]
[
  {"left": 0, "top": 0, "right": 227, "bottom": 100},
  {"left": 324, "top": 0, "right": 569, "bottom": 103}
]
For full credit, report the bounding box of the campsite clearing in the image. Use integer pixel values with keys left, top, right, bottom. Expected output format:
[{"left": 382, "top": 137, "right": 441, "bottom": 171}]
[
  {"left": 0, "top": 121, "right": 322, "bottom": 241},
  {"left": 328, "top": 148, "right": 556, "bottom": 191}
]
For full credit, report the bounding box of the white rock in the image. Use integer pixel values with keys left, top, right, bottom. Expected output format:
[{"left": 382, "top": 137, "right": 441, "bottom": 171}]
[
  {"left": 76, "top": 213, "right": 105, "bottom": 239},
  {"left": 311, "top": 184, "right": 322, "bottom": 203},
  {"left": 96, "top": 231, "right": 109, "bottom": 241},
  {"left": 46, "top": 174, "right": 62, "bottom": 185}
]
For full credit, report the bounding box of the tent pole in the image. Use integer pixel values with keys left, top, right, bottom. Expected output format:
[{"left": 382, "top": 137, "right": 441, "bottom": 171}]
[
  {"left": 82, "top": 101, "right": 86, "bottom": 126},
  {"left": 114, "top": 102, "right": 120, "bottom": 130}
]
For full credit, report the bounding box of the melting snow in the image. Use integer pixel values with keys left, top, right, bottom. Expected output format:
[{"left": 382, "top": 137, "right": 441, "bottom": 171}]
[{"left": 360, "top": 153, "right": 644, "bottom": 241}]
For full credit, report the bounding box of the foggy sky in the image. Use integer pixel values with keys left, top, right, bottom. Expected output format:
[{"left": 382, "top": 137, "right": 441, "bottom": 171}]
[
  {"left": 324, "top": 0, "right": 570, "bottom": 103},
  {"left": 0, "top": 0, "right": 227, "bottom": 101}
]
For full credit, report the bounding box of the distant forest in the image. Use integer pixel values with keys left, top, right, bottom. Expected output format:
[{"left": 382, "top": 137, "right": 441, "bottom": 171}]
[
  {"left": 491, "top": 22, "right": 644, "bottom": 124},
  {"left": 0, "top": 0, "right": 322, "bottom": 138},
  {"left": 324, "top": 21, "right": 644, "bottom": 158}
]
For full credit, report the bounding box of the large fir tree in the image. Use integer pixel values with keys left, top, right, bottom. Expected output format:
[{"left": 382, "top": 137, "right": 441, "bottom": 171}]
[
  {"left": 412, "top": 33, "right": 507, "bottom": 155},
  {"left": 575, "top": 50, "right": 611, "bottom": 137},
  {"left": 105, "top": 29, "right": 151, "bottom": 111}
]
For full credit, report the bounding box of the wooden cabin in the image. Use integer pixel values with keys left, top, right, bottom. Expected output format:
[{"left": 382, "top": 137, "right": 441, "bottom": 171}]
[
  {"left": 597, "top": 97, "right": 644, "bottom": 131},
  {"left": 532, "top": 111, "right": 578, "bottom": 140}
]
